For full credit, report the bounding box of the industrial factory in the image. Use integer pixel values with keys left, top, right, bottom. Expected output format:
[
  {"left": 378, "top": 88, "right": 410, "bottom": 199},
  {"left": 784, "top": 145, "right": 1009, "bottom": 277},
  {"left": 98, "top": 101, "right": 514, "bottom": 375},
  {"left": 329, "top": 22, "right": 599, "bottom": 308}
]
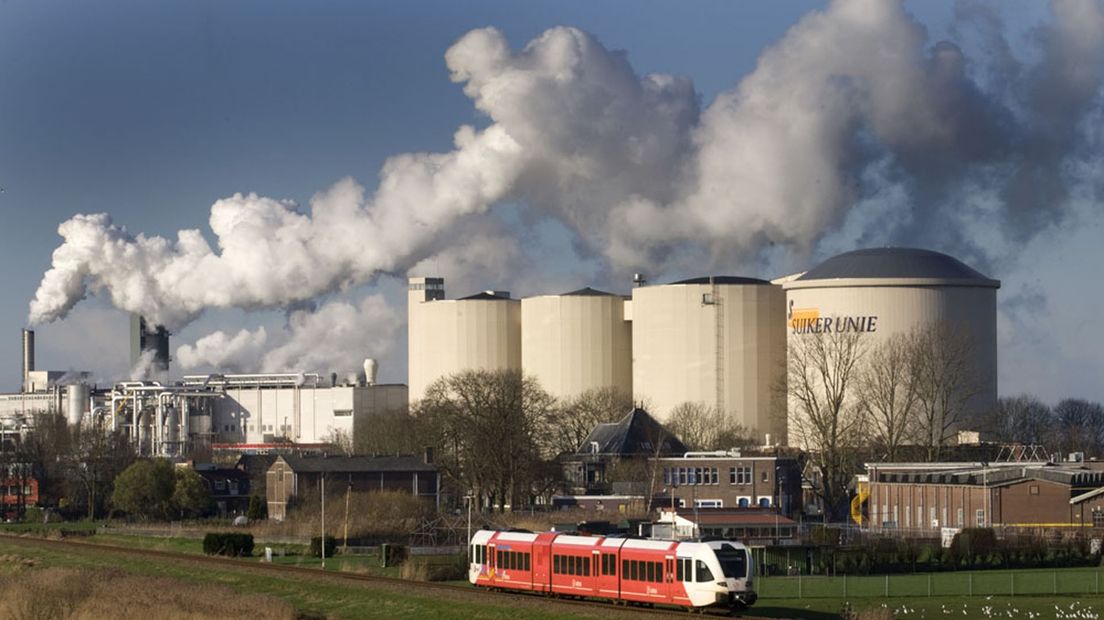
[
  {"left": 0, "top": 246, "right": 999, "bottom": 457},
  {"left": 407, "top": 247, "right": 1000, "bottom": 446},
  {"left": 0, "top": 315, "right": 406, "bottom": 457}
]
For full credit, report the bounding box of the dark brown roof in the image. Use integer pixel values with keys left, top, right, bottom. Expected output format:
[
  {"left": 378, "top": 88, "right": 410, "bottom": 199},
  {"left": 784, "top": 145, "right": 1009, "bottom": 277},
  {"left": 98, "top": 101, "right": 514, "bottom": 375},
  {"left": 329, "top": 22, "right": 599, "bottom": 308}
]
[{"left": 277, "top": 454, "right": 437, "bottom": 473}]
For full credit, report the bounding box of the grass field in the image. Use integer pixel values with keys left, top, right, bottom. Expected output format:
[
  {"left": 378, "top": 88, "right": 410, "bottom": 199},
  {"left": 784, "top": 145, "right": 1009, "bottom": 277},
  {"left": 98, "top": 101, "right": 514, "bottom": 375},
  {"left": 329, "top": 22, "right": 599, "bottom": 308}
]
[{"left": 0, "top": 537, "right": 591, "bottom": 619}]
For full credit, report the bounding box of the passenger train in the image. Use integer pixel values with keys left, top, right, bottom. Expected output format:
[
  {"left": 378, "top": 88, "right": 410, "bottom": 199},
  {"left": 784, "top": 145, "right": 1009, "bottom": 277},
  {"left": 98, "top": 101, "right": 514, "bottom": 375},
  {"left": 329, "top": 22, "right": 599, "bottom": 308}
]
[{"left": 469, "top": 529, "right": 756, "bottom": 612}]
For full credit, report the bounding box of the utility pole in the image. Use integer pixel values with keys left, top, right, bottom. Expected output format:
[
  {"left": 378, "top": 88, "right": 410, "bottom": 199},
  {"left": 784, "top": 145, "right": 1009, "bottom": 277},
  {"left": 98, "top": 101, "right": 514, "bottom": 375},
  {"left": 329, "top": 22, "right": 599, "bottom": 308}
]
[
  {"left": 321, "top": 475, "right": 326, "bottom": 569},
  {"left": 465, "top": 493, "right": 474, "bottom": 563}
]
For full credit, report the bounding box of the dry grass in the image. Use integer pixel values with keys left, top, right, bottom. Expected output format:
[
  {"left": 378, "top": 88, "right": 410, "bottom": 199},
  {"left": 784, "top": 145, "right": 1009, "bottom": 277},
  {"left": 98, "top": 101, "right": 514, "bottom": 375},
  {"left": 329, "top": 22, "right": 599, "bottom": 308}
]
[
  {"left": 0, "top": 564, "right": 296, "bottom": 620},
  {"left": 252, "top": 489, "right": 434, "bottom": 541}
]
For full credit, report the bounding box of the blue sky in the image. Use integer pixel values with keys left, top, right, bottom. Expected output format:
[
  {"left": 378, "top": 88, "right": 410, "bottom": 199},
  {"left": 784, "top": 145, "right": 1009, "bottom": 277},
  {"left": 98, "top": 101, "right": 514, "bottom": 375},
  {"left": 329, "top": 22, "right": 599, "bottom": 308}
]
[{"left": 2, "top": 0, "right": 1100, "bottom": 404}]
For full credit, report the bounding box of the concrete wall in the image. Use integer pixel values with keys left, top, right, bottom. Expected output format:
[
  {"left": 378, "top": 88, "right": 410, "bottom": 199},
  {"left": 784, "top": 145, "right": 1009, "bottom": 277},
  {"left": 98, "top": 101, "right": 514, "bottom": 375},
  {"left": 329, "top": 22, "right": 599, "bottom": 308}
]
[
  {"left": 408, "top": 280, "right": 521, "bottom": 403},
  {"left": 631, "top": 282, "right": 786, "bottom": 440},
  {"left": 521, "top": 293, "right": 632, "bottom": 401},
  {"left": 784, "top": 279, "right": 998, "bottom": 448}
]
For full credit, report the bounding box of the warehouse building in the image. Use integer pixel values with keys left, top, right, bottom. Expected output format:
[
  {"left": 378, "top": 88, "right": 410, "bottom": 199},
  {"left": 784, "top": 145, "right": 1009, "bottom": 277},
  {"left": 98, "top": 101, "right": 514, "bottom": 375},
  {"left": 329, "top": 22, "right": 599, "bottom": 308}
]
[{"left": 865, "top": 461, "right": 1104, "bottom": 532}]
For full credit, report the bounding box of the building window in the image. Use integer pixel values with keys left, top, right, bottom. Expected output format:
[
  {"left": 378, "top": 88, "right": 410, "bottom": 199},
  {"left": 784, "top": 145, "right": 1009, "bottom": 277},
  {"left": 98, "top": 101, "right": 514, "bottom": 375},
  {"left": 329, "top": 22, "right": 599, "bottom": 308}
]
[
  {"left": 761, "top": 471, "right": 769, "bottom": 483},
  {"left": 1030, "top": 485, "right": 1040, "bottom": 495},
  {"left": 930, "top": 507, "right": 937, "bottom": 527},
  {"left": 976, "top": 509, "right": 985, "bottom": 527},
  {"left": 1093, "top": 510, "right": 1104, "bottom": 528},
  {"left": 957, "top": 508, "right": 964, "bottom": 527},
  {"left": 729, "top": 468, "right": 736, "bottom": 484},
  {"left": 334, "top": 409, "right": 352, "bottom": 417},
  {"left": 730, "top": 466, "right": 751, "bottom": 485}
]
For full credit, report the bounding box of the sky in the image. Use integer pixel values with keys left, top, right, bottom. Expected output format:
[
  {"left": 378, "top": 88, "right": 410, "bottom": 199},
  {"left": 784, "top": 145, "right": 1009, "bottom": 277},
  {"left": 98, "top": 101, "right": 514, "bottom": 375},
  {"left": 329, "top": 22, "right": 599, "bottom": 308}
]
[{"left": 1, "top": 0, "right": 1102, "bottom": 404}]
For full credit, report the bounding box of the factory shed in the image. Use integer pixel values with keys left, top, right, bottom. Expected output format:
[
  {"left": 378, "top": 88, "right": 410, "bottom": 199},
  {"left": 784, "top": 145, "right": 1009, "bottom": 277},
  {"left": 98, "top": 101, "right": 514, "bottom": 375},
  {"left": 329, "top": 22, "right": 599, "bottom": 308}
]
[{"left": 266, "top": 453, "right": 440, "bottom": 520}]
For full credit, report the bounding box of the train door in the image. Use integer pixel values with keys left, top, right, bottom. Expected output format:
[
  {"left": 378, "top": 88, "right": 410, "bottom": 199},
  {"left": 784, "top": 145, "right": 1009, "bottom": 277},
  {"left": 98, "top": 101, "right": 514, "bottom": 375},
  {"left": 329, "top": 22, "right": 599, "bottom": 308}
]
[
  {"left": 487, "top": 542, "right": 497, "bottom": 585},
  {"left": 533, "top": 534, "right": 555, "bottom": 593},
  {"left": 591, "top": 549, "right": 601, "bottom": 597},
  {"left": 664, "top": 554, "right": 675, "bottom": 602}
]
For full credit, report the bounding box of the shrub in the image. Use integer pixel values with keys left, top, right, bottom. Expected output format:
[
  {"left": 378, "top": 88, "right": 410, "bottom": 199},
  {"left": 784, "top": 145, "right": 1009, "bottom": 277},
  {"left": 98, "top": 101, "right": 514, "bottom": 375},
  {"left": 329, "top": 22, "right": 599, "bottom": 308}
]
[
  {"left": 310, "top": 535, "right": 337, "bottom": 558},
  {"left": 203, "top": 532, "right": 254, "bottom": 557},
  {"left": 247, "top": 494, "right": 267, "bottom": 522}
]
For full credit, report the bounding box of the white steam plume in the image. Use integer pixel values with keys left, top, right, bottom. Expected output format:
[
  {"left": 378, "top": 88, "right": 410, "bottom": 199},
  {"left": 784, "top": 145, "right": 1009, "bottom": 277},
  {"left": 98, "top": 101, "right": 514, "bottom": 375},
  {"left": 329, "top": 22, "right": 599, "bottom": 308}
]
[
  {"left": 175, "top": 295, "right": 400, "bottom": 376},
  {"left": 29, "top": 0, "right": 1104, "bottom": 334}
]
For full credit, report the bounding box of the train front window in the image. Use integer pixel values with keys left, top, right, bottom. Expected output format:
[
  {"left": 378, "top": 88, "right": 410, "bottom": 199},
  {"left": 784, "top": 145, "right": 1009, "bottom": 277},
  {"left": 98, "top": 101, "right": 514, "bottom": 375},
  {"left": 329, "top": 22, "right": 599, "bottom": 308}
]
[
  {"left": 695, "top": 560, "right": 714, "bottom": 582},
  {"left": 715, "top": 544, "right": 748, "bottom": 579}
]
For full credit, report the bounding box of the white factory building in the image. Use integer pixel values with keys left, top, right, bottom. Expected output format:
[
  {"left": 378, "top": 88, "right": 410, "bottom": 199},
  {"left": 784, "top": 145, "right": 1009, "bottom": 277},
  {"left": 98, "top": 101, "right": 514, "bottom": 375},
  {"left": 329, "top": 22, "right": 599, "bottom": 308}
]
[
  {"left": 0, "top": 325, "right": 406, "bottom": 457},
  {"left": 407, "top": 247, "right": 1000, "bottom": 447}
]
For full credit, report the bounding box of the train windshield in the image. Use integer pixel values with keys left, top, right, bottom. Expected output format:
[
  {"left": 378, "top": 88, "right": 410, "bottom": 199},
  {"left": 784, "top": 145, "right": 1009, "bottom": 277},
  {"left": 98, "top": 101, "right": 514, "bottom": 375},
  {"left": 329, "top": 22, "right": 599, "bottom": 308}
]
[{"left": 715, "top": 544, "right": 748, "bottom": 579}]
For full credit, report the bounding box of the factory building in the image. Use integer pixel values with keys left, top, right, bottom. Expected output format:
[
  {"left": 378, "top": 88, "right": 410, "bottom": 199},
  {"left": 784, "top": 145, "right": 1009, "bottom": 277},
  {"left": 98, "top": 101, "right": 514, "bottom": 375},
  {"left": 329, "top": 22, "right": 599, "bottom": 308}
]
[
  {"left": 782, "top": 248, "right": 1000, "bottom": 447},
  {"left": 409, "top": 275, "right": 786, "bottom": 441},
  {"left": 407, "top": 277, "right": 521, "bottom": 402},
  {"left": 521, "top": 288, "right": 632, "bottom": 400},
  {"left": 408, "top": 247, "right": 1000, "bottom": 449},
  {"left": 630, "top": 277, "right": 786, "bottom": 439}
]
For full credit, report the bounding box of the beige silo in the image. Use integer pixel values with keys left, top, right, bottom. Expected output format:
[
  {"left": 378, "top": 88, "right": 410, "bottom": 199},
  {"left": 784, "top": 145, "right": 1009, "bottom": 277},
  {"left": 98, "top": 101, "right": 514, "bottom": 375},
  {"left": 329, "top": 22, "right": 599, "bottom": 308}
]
[
  {"left": 408, "top": 277, "right": 521, "bottom": 403},
  {"left": 630, "top": 277, "right": 786, "bottom": 441},
  {"left": 782, "top": 248, "right": 1000, "bottom": 449},
  {"left": 521, "top": 288, "right": 632, "bottom": 401}
]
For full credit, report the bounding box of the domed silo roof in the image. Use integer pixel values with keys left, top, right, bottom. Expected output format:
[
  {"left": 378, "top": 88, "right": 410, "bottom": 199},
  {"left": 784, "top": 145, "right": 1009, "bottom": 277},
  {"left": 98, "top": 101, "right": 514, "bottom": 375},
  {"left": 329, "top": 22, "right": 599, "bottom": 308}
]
[{"left": 795, "top": 248, "right": 998, "bottom": 286}]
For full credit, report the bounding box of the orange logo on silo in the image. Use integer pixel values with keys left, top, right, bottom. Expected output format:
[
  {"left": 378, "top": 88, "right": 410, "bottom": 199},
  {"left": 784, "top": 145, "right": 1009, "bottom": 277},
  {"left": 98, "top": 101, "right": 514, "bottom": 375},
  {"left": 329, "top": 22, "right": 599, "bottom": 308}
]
[{"left": 788, "top": 299, "right": 819, "bottom": 330}]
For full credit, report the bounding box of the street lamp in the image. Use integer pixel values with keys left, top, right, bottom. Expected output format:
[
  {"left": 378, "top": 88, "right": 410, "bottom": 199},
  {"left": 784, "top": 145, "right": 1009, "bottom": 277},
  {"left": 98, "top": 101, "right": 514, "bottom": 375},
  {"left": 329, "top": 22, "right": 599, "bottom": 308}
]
[{"left": 465, "top": 493, "right": 474, "bottom": 563}]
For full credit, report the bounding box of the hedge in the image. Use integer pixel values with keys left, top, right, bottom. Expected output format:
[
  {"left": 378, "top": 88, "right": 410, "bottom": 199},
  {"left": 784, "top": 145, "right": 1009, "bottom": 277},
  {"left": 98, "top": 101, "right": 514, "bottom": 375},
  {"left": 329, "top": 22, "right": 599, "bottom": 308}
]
[
  {"left": 203, "top": 532, "right": 255, "bottom": 557},
  {"left": 310, "top": 535, "right": 337, "bottom": 558}
]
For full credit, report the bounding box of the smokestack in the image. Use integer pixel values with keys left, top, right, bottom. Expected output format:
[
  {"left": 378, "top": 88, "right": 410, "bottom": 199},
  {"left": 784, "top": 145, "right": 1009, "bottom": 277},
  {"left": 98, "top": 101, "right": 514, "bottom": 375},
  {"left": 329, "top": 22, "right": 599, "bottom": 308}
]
[
  {"left": 330, "top": 372, "right": 338, "bottom": 387},
  {"left": 363, "top": 358, "right": 378, "bottom": 386},
  {"left": 21, "top": 329, "right": 34, "bottom": 393},
  {"left": 130, "top": 314, "right": 170, "bottom": 377}
]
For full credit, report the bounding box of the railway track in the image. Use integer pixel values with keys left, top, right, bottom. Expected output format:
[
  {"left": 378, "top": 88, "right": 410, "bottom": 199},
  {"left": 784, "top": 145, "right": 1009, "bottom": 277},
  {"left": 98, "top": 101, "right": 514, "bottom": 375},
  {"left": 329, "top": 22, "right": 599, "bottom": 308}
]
[{"left": 0, "top": 534, "right": 769, "bottom": 618}]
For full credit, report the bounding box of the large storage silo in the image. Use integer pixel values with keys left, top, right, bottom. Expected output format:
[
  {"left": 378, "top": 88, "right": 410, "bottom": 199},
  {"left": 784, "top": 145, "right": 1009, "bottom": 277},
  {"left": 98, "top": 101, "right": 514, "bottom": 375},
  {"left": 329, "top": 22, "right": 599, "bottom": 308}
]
[
  {"left": 407, "top": 277, "right": 521, "bottom": 403},
  {"left": 630, "top": 276, "right": 786, "bottom": 441},
  {"left": 521, "top": 288, "right": 632, "bottom": 401},
  {"left": 782, "top": 248, "right": 1000, "bottom": 447}
]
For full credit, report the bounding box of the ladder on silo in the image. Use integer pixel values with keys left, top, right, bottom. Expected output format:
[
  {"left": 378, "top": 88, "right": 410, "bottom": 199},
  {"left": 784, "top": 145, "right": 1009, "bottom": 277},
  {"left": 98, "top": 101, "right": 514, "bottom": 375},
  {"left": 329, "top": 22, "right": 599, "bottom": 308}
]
[{"left": 712, "top": 277, "right": 725, "bottom": 416}]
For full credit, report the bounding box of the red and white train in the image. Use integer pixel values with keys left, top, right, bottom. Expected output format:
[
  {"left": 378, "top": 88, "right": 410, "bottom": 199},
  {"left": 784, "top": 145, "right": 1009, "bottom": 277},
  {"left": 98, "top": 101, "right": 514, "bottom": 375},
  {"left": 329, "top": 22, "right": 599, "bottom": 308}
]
[{"left": 469, "top": 529, "right": 757, "bottom": 612}]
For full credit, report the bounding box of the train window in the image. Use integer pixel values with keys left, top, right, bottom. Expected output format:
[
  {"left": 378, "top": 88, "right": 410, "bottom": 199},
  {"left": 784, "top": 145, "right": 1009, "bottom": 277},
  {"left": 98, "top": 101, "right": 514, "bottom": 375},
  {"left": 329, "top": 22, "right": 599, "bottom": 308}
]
[
  {"left": 622, "top": 559, "right": 629, "bottom": 578},
  {"left": 496, "top": 550, "right": 502, "bottom": 567},
  {"left": 696, "top": 560, "right": 714, "bottom": 582},
  {"left": 646, "top": 562, "right": 655, "bottom": 582},
  {"left": 553, "top": 555, "right": 559, "bottom": 573},
  {"left": 603, "top": 553, "right": 616, "bottom": 576},
  {"left": 583, "top": 557, "right": 590, "bottom": 577},
  {"left": 716, "top": 544, "right": 747, "bottom": 579},
  {"left": 655, "top": 562, "right": 663, "bottom": 582},
  {"left": 510, "top": 552, "right": 517, "bottom": 570},
  {"left": 629, "top": 560, "right": 638, "bottom": 581},
  {"left": 524, "top": 553, "right": 530, "bottom": 571}
]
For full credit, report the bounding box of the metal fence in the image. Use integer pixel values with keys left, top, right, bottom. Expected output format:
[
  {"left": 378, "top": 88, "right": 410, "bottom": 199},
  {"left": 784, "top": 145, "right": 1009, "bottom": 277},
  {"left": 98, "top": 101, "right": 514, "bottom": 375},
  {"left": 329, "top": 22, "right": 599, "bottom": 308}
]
[{"left": 758, "top": 568, "right": 1104, "bottom": 599}]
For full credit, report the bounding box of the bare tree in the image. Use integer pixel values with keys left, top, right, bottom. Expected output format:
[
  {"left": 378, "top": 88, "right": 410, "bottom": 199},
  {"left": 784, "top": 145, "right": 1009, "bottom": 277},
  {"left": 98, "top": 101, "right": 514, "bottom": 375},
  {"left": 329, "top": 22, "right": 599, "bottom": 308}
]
[
  {"left": 1052, "top": 398, "right": 1104, "bottom": 458},
  {"left": 416, "top": 369, "right": 557, "bottom": 511},
  {"left": 782, "top": 328, "right": 868, "bottom": 521},
  {"left": 548, "top": 386, "right": 633, "bottom": 456},
  {"left": 911, "top": 322, "right": 981, "bottom": 461},
  {"left": 666, "top": 402, "right": 756, "bottom": 452},
  {"left": 982, "top": 395, "right": 1052, "bottom": 446},
  {"left": 855, "top": 332, "right": 921, "bottom": 461}
]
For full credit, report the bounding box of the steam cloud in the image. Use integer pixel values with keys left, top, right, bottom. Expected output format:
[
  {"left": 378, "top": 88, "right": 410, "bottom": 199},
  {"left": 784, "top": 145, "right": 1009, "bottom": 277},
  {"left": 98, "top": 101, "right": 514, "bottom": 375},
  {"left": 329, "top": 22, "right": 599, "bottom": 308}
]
[
  {"left": 28, "top": 0, "right": 1104, "bottom": 374},
  {"left": 175, "top": 295, "right": 400, "bottom": 375}
]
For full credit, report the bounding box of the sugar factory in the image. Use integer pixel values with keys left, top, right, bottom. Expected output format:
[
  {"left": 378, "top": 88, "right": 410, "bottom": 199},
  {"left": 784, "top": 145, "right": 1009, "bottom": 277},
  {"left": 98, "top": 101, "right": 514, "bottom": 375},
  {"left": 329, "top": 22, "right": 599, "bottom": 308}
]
[
  {"left": 408, "top": 247, "right": 1000, "bottom": 445},
  {"left": 0, "top": 246, "right": 999, "bottom": 457}
]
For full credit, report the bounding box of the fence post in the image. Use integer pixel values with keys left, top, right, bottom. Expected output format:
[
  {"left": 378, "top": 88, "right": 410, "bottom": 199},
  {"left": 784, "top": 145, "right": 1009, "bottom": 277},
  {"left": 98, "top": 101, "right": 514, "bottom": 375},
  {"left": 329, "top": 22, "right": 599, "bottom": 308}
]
[
  {"left": 927, "top": 573, "right": 932, "bottom": 597},
  {"left": 798, "top": 573, "right": 802, "bottom": 599},
  {"left": 843, "top": 574, "right": 847, "bottom": 598},
  {"left": 885, "top": 574, "right": 889, "bottom": 597},
  {"left": 1053, "top": 571, "right": 1057, "bottom": 595},
  {"left": 1096, "top": 570, "right": 1100, "bottom": 594},
  {"left": 969, "top": 573, "right": 973, "bottom": 596},
  {"left": 1011, "top": 572, "right": 1014, "bottom": 597}
]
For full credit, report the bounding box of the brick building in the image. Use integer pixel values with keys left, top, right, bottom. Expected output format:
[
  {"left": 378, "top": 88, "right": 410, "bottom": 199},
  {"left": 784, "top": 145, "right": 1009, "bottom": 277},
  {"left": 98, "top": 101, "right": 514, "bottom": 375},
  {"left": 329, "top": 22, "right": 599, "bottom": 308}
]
[
  {"left": 265, "top": 452, "right": 440, "bottom": 520},
  {"left": 653, "top": 451, "right": 803, "bottom": 518},
  {"left": 866, "top": 461, "right": 1104, "bottom": 532}
]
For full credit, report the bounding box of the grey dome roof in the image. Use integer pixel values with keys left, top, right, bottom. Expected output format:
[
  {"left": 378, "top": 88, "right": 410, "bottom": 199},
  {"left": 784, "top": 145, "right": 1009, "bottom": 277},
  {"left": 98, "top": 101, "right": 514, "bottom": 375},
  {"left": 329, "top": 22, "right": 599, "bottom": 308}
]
[
  {"left": 670, "top": 275, "right": 770, "bottom": 286},
  {"left": 797, "top": 248, "right": 993, "bottom": 282}
]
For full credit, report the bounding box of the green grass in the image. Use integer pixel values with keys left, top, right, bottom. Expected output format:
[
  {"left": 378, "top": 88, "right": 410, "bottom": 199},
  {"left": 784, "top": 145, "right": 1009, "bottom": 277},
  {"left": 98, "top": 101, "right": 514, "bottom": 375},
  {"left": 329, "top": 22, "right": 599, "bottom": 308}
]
[
  {"left": 759, "top": 566, "right": 1104, "bottom": 599},
  {"left": 0, "top": 537, "right": 580, "bottom": 620}
]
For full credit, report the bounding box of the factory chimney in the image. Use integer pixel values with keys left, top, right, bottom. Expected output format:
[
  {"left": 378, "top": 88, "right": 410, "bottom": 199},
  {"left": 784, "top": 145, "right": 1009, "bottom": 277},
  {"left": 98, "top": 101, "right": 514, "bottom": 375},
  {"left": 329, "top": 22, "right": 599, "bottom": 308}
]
[
  {"left": 129, "top": 314, "right": 170, "bottom": 378},
  {"left": 21, "top": 328, "right": 34, "bottom": 393}
]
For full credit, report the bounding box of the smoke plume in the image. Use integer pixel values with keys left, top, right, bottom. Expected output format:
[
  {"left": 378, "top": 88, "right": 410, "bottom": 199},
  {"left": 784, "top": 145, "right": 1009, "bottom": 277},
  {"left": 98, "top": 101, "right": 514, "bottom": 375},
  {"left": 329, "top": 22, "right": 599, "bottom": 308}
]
[
  {"left": 174, "top": 294, "right": 399, "bottom": 375},
  {"left": 28, "top": 0, "right": 1104, "bottom": 374}
]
